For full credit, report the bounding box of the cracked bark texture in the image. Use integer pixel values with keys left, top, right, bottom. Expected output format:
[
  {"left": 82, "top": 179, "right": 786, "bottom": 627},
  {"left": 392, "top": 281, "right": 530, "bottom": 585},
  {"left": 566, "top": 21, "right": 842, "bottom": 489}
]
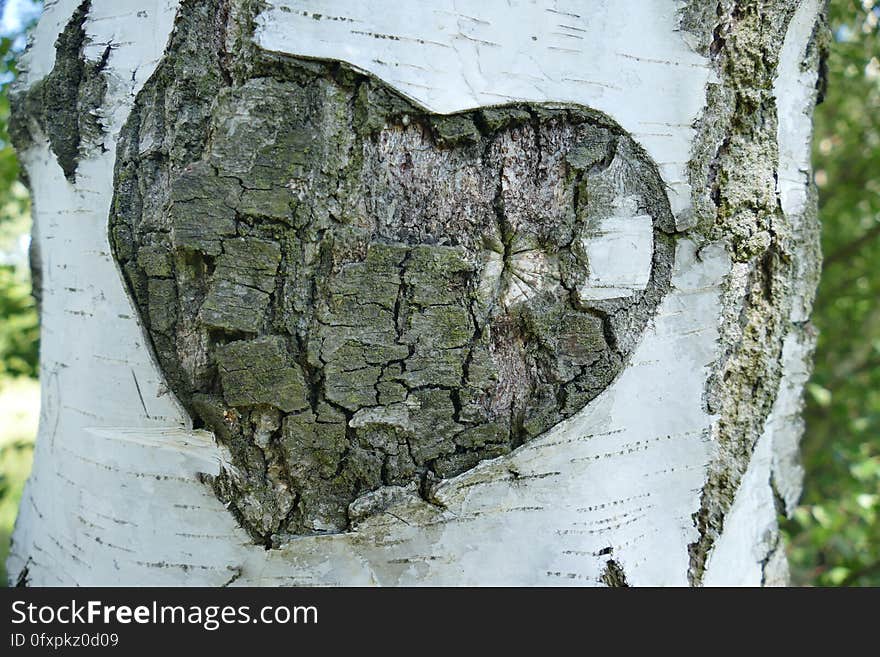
[
  {"left": 109, "top": 1, "right": 674, "bottom": 541},
  {"left": 6, "top": 0, "right": 822, "bottom": 586}
]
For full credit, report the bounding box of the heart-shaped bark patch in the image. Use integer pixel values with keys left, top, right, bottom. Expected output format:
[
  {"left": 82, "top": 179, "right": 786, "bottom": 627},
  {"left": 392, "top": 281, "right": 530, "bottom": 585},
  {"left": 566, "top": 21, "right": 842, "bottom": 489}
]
[{"left": 110, "top": 9, "right": 674, "bottom": 543}]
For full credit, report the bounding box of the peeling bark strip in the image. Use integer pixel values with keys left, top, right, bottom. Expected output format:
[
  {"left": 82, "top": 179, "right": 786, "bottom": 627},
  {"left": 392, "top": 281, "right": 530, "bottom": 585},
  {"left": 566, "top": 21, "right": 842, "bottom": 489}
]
[
  {"left": 8, "top": 0, "right": 109, "bottom": 181},
  {"left": 109, "top": 1, "right": 675, "bottom": 542}
]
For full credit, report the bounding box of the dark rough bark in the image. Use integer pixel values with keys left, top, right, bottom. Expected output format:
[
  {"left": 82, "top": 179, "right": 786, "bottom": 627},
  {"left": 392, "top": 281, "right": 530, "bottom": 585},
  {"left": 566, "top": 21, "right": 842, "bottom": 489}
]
[
  {"left": 681, "top": 0, "right": 825, "bottom": 583},
  {"left": 9, "top": 0, "right": 109, "bottom": 181},
  {"left": 107, "top": 0, "right": 675, "bottom": 543},
  {"left": 600, "top": 559, "right": 630, "bottom": 587}
]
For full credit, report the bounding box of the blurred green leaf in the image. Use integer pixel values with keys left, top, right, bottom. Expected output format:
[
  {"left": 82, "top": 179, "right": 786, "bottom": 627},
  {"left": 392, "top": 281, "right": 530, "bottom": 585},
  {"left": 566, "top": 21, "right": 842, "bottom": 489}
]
[
  {"left": 0, "top": 0, "right": 41, "bottom": 587},
  {"left": 783, "top": 0, "right": 880, "bottom": 587}
]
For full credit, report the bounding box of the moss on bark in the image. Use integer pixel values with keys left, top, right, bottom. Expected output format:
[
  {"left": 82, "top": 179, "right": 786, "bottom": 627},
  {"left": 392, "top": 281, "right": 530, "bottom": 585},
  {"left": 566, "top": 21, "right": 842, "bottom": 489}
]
[{"left": 681, "top": 0, "right": 824, "bottom": 583}]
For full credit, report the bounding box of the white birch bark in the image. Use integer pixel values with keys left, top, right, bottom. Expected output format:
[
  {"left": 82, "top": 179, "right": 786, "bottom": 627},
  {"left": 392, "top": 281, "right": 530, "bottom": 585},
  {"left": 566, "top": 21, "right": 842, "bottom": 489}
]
[{"left": 6, "top": 0, "right": 823, "bottom": 586}]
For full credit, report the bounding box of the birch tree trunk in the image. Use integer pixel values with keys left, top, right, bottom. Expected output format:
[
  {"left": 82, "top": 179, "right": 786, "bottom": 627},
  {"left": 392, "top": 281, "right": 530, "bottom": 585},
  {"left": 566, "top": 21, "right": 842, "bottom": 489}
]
[{"left": 6, "top": 0, "right": 824, "bottom": 586}]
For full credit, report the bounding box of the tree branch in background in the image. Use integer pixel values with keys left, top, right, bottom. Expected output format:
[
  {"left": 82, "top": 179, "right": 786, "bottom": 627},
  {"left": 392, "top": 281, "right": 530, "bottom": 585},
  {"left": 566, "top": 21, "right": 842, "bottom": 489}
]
[{"left": 822, "top": 221, "right": 880, "bottom": 268}]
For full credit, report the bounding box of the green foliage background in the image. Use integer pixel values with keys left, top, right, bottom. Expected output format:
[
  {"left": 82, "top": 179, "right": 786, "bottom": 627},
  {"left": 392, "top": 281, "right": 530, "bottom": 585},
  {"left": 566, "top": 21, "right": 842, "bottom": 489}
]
[
  {"left": 0, "top": 0, "right": 877, "bottom": 585},
  {"left": 0, "top": 20, "right": 38, "bottom": 379},
  {"left": 782, "top": 0, "right": 880, "bottom": 587},
  {"left": 0, "top": 1, "right": 40, "bottom": 585}
]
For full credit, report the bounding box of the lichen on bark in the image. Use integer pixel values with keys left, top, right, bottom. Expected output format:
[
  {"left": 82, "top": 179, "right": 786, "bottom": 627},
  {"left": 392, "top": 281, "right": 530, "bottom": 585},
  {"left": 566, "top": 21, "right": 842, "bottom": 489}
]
[
  {"left": 109, "top": 0, "right": 676, "bottom": 544},
  {"left": 680, "top": 0, "right": 825, "bottom": 583}
]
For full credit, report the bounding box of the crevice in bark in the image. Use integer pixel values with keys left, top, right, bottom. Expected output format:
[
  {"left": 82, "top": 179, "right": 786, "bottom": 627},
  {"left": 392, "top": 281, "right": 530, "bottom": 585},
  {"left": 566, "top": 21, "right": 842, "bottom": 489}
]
[
  {"left": 221, "top": 567, "right": 243, "bottom": 587},
  {"left": 600, "top": 559, "right": 629, "bottom": 587},
  {"left": 14, "top": 563, "right": 30, "bottom": 588}
]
